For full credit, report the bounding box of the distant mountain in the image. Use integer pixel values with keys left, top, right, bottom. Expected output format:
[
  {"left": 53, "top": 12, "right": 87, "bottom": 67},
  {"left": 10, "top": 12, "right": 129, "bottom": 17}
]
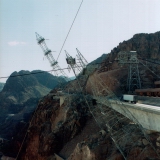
[
  {"left": 1, "top": 70, "right": 65, "bottom": 105},
  {"left": 0, "top": 83, "right": 5, "bottom": 91},
  {"left": 31, "top": 70, "right": 65, "bottom": 90},
  {"left": 0, "top": 70, "right": 66, "bottom": 143}
]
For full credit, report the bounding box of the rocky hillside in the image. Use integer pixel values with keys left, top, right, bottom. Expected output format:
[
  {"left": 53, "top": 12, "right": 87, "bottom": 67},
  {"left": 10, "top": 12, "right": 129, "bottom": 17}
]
[
  {"left": 91, "top": 31, "right": 160, "bottom": 95},
  {"left": 0, "top": 70, "right": 65, "bottom": 113},
  {"left": 109, "top": 31, "right": 160, "bottom": 60},
  {"left": 1, "top": 70, "right": 65, "bottom": 104},
  {"left": 0, "top": 70, "right": 66, "bottom": 157},
  {"left": 6, "top": 31, "right": 160, "bottom": 159},
  {"left": 18, "top": 90, "right": 160, "bottom": 160},
  {"left": 88, "top": 54, "right": 107, "bottom": 66}
]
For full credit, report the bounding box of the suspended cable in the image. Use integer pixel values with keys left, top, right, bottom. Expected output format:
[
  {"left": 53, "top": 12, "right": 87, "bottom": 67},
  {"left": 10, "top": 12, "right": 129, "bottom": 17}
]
[
  {"left": 0, "top": 61, "right": 105, "bottom": 80},
  {"left": 56, "top": 0, "right": 84, "bottom": 61},
  {"left": 0, "top": 68, "right": 69, "bottom": 79},
  {"left": 138, "top": 58, "right": 160, "bottom": 65}
]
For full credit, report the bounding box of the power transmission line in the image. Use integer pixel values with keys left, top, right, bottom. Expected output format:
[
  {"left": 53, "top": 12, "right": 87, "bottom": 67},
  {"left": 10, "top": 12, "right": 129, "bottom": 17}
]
[
  {"left": 0, "top": 61, "right": 104, "bottom": 80},
  {"left": 56, "top": 0, "right": 84, "bottom": 61},
  {"left": 0, "top": 68, "right": 69, "bottom": 79}
]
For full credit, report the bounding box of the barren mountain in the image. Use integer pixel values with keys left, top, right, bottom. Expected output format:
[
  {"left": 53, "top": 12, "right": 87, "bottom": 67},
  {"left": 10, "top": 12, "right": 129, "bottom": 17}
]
[
  {"left": 0, "top": 70, "right": 66, "bottom": 157},
  {"left": 4, "top": 31, "right": 160, "bottom": 159}
]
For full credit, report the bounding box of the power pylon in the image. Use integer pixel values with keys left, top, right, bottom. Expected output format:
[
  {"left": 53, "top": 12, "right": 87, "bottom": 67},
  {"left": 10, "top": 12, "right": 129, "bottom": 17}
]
[
  {"left": 117, "top": 51, "right": 141, "bottom": 92},
  {"left": 35, "top": 32, "right": 68, "bottom": 79}
]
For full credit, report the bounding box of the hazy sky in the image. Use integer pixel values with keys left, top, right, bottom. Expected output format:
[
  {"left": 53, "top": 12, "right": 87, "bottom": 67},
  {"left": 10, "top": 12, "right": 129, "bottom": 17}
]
[{"left": 0, "top": 0, "right": 160, "bottom": 82}]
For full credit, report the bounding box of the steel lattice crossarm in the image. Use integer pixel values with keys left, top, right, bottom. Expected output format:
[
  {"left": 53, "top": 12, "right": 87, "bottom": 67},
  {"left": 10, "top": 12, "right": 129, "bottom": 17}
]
[
  {"left": 117, "top": 51, "right": 139, "bottom": 64},
  {"left": 76, "top": 48, "right": 88, "bottom": 68},
  {"left": 76, "top": 48, "right": 97, "bottom": 76},
  {"left": 35, "top": 32, "right": 68, "bottom": 78}
]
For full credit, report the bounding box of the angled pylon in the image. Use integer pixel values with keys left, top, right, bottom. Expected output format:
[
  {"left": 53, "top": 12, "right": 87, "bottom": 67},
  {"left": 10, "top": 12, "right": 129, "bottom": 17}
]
[
  {"left": 76, "top": 48, "right": 88, "bottom": 68},
  {"left": 35, "top": 32, "right": 67, "bottom": 78}
]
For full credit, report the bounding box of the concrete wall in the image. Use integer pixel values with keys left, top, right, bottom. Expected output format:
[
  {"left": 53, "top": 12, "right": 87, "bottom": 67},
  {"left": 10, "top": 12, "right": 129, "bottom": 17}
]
[
  {"left": 110, "top": 100, "right": 160, "bottom": 132},
  {"left": 96, "top": 97, "right": 160, "bottom": 132}
]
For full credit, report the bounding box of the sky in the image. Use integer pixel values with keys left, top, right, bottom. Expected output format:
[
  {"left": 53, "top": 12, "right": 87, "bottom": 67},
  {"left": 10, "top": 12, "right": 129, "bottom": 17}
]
[{"left": 0, "top": 0, "right": 160, "bottom": 82}]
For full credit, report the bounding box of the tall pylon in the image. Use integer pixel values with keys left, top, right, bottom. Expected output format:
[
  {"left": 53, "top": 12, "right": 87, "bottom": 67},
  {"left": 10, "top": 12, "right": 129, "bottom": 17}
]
[
  {"left": 35, "top": 32, "right": 68, "bottom": 79},
  {"left": 118, "top": 51, "right": 141, "bottom": 92}
]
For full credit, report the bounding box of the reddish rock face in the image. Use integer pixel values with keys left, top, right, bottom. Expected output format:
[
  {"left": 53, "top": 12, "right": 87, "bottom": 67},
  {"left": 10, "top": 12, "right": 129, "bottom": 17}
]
[
  {"left": 108, "top": 32, "right": 160, "bottom": 60},
  {"left": 96, "top": 32, "right": 160, "bottom": 93},
  {"left": 18, "top": 94, "right": 92, "bottom": 160},
  {"left": 16, "top": 31, "right": 160, "bottom": 160},
  {"left": 17, "top": 90, "right": 160, "bottom": 160}
]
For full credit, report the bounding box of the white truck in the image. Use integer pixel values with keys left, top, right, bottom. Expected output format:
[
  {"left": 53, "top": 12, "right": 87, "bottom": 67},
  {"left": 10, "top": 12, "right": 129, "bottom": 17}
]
[{"left": 123, "top": 94, "right": 137, "bottom": 103}]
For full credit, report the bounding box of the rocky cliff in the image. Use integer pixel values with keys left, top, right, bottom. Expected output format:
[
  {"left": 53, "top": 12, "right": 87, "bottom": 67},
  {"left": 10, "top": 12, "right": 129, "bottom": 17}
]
[
  {"left": 7, "top": 31, "right": 160, "bottom": 159},
  {"left": 18, "top": 91, "right": 160, "bottom": 160},
  {"left": 110, "top": 31, "right": 160, "bottom": 60},
  {"left": 93, "top": 31, "right": 160, "bottom": 94}
]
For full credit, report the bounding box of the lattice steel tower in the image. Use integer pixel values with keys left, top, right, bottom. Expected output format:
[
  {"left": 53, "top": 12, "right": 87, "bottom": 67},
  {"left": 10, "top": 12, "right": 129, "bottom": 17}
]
[
  {"left": 35, "top": 32, "right": 68, "bottom": 79},
  {"left": 118, "top": 51, "right": 141, "bottom": 92}
]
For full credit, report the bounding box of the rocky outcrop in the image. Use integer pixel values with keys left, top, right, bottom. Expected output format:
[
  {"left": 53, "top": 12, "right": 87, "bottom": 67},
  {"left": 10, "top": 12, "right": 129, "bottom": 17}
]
[
  {"left": 18, "top": 91, "right": 160, "bottom": 160},
  {"left": 95, "top": 31, "right": 160, "bottom": 93},
  {"left": 109, "top": 31, "right": 160, "bottom": 60},
  {"left": 18, "top": 93, "right": 92, "bottom": 159}
]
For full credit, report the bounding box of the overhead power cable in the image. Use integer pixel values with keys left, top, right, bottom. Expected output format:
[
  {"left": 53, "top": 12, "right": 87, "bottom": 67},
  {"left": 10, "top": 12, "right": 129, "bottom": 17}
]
[
  {"left": 0, "top": 61, "right": 105, "bottom": 80},
  {"left": 0, "top": 68, "right": 69, "bottom": 79},
  {"left": 1, "top": 58, "right": 157, "bottom": 80},
  {"left": 4, "top": 57, "right": 153, "bottom": 81},
  {"left": 138, "top": 58, "right": 160, "bottom": 65},
  {"left": 56, "top": 0, "right": 84, "bottom": 61}
]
